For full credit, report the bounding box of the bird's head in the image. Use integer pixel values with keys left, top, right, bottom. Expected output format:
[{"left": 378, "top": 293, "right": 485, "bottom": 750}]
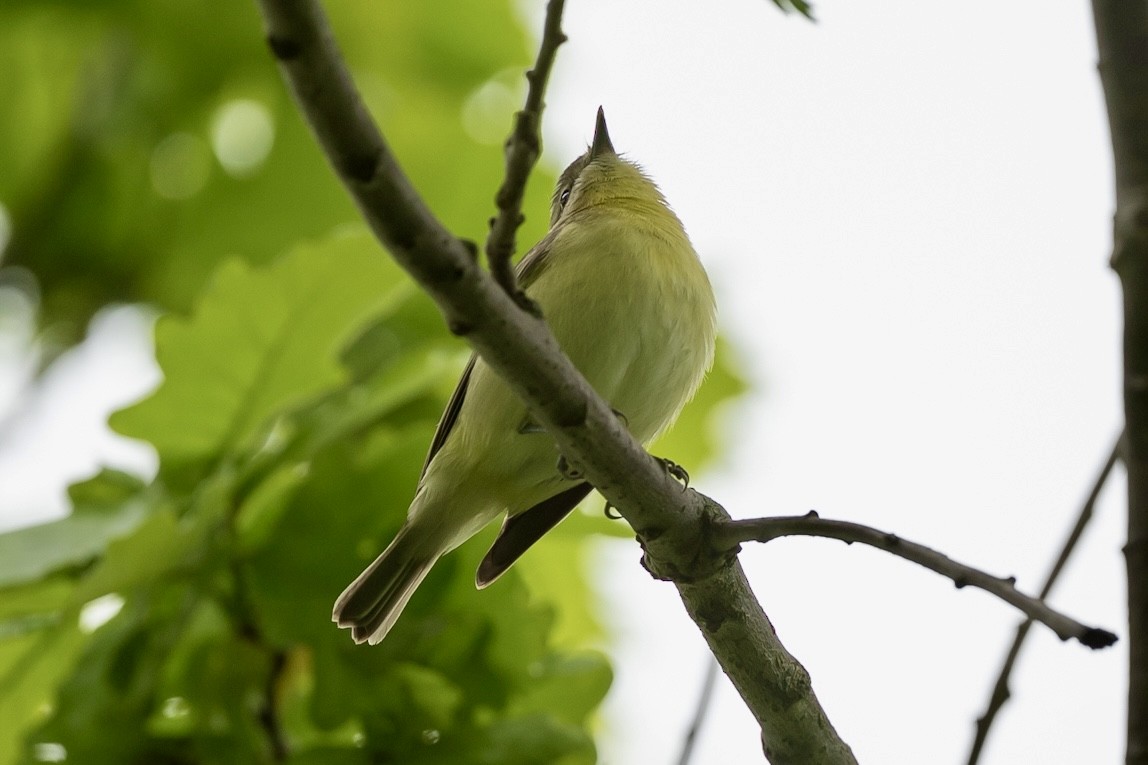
[{"left": 548, "top": 107, "right": 669, "bottom": 227}]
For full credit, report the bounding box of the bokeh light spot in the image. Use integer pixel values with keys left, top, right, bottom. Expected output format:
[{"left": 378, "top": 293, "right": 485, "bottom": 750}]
[
  {"left": 32, "top": 743, "right": 66, "bottom": 763},
  {"left": 461, "top": 79, "right": 519, "bottom": 145},
  {"left": 78, "top": 593, "right": 124, "bottom": 633},
  {"left": 211, "top": 99, "right": 275, "bottom": 177},
  {"left": 161, "top": 697, "right": 190, "bottom": 719},
  {"left": 150, "top": 133, "right": 211, "bottom": 200}
]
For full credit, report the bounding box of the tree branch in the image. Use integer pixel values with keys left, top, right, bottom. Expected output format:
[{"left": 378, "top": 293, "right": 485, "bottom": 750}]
[
  {"left": 485, "top": 0, "right": 567, "bottom": 301},
  {"left": 1090, "top": 3, "right": 1148, "bottom": 762},
  {"left": 716, "top": 512, "right": 1118, "bottom": 649},
  {"left": 254, "top": 1, "right": 855, "bottom": 761},
  {"left": 966, "top": 432, "right": 1124, "bottom": 765}
]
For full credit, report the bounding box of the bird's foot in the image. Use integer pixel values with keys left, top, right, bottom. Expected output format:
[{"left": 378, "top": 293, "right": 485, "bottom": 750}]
[{"left": 656, "top": 457, "right": 690, "bottom": 490}]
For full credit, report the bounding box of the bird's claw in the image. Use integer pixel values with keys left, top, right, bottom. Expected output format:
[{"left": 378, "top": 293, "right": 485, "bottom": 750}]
[{"left": 657, "top": 457, "right": 690, "bottom": 490}]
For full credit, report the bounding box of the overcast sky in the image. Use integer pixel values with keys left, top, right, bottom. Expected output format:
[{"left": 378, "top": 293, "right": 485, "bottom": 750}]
[{"left": 535, "top": 0, "right": 1125, "bottom": 763}]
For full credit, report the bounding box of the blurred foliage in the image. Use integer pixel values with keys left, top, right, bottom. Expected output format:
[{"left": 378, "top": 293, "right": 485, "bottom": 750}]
[
  {"left": 0, "top": 0, "right": 552, "bottom": 343},
  {"left": 0, "top": 0, "right": 747, "bottom": 763}
]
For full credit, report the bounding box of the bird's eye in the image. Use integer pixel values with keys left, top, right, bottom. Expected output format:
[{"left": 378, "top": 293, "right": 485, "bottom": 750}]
[{"left": 559, "top": 187, "right": 572, "bottom": 208}]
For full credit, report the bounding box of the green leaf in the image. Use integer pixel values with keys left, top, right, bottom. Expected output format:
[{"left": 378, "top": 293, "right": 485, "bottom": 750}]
[
  {"left": 234, "top": 462, "right": 309, "bottom": 555},
  {"left": 110, "top": 230, "right": 408, "bottom": 460},
  {"left": 0, "top": 470, "right": 148, "bottom": 588},
  {"left": 24, "top": 586, "right": 254, "bottom": 765},
  {"left": 304, "top": 344, "right": 464, "bottom": 457},
  {"left": 480, "top": 714, "right": 595, "bottom": 765},
  {"left": 147, "top": 627, "right": 271, "bottom": 754},
  {"left": 287, "top": 748, "right": 370, "bottom": 765},
  {"left": 769, "top": 0, "right": 815, "bottom": 19},
  {"left": 72, "top": 508, "right": 190, "bottom": 604},
  {"left": 66, "top": 468, "right": 147, "bottom": 507},
  {"left": 0, "top": 578, "right": 73, "bottom": 639},
  {"left": 513, "top": 528, "right": 608, "bottom": 649},
  {"left": 509, "top": 652, "right": 612, "bottom": 725},
  {"left": 390, "top": 663, "right": 464, "bottom": 731},
  {"left": 0, "top": 626, "right": 87, "bottom": 765},
  {"left": 244, "top": 421, "right": 432, "bottom": 647}
]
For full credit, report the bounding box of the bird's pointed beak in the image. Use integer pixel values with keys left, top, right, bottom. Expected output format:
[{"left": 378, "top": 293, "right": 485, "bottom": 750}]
[{"left": 590, "top": 106, "right": 615, "bottom": 159}]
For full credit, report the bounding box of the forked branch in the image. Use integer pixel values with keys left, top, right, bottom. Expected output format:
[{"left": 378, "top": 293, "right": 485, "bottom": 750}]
[{"left": 717, "top": 513, "right": 1118, "bottom": 649}]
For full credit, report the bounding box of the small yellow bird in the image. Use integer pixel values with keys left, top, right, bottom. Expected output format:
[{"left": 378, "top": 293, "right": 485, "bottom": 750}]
[{"left": 333, "top": 108, "right": 717, "bottom": 644}]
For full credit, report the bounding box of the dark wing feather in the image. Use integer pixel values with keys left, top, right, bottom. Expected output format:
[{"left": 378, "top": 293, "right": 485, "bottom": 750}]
[
  {"left": 514, "top": 230, "right": 557, "bottom": 290},
  {"left": 421, "top": 355, "right": 476, "bottom": 478},
  {"left": 476, "top": 482, "right": 593, "bottom": 588},
  {"left": 421, "top": 234, "right": 557, "bottom": 477}
]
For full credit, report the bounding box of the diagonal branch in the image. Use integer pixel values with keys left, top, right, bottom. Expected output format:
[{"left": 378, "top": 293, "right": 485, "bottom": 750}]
[
  {"left": 716, "top": 512, "right": 1118, "bottom": 649},
  {"left": 485, "top": 0, "right": 567, "bottom": 301},
  {"left": 966, "top": 432, "right": 1124, "bottom": 765},
  {"left": 253, "top": 1, "right": 855, "bottom": 762},
  {"left": 676, "top": 657, "right": 720, "bottom": 765}
]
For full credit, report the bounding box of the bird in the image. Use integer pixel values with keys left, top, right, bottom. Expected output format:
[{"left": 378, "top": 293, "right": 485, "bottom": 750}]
[{"left": 333, "top": 107, "right": 717, "bottom": 644}]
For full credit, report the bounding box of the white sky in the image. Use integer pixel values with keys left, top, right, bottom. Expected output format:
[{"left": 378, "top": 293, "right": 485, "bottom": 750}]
[
  {"left": 0, "top": 0, "right": 1128, "bottom": 763},
  {"left": 536, "top": 0, "right": 1125, "bottom": 763}
]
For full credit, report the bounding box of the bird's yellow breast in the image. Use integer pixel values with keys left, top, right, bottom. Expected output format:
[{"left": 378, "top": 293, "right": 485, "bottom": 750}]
[
  {"left": 533, "top": 209, "right": 716, "bottom": 443},
  {"left": 421, "top": 202, "right": 715, "bottom": 521}
]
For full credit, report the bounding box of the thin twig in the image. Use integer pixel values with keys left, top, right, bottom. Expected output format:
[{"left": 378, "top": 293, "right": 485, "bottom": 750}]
[
  {"left": 485, "top": 0, "right": 567, "bottom": 302},
  {"left": 717, "top": 513, "right": 1119, "bottom": 649},
  {"left": 259, "top": 650, "right": 290, "bottom": 761},
  {"left": 676, "top": 657, "right": 720, "bottom": 765},
  {"left": 228, "top": 474, "right": 290, "bottom": 761},
  {"left": 233, "top": 581, "right": 291, "bottom": 760},
  {"left": 966, "top": 432, "right": 1124, "bottom": 765},
  {"left": 232, "top": 559, "right": 291, "bottom": 760}
]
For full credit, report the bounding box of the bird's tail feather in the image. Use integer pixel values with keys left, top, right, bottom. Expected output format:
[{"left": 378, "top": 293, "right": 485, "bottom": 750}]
[{"left": 332, "top": 523, "right": 442, "bottom": 645}]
